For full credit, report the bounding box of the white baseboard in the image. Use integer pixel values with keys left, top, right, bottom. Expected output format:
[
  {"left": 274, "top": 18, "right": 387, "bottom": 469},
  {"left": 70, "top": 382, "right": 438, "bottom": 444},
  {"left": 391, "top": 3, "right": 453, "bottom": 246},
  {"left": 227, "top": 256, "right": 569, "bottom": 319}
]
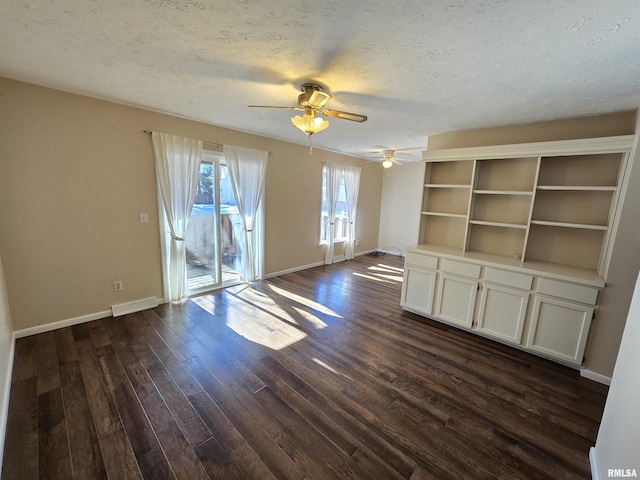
[
  {"left": 13, "top": 296, "right": 167, "bottom": 339},
  {"left": 264, "top": 261, "right": 325, "bottom": 279},
  {"left": 581, "top": 368, "right": 612, "bottom": 386},
  {"left": 376, "top": 248, "right": 405, "bottom": 256},
  {"left": 14, "top": 309, "right": 112, "bottom": 339},
  {"left": 264, "top": 250, "right": 401, "bottom": 280},
  {"left": 0, "top": 331, "right": 16, "bottom": 473},
  {"left": 355, "top": 249, "right": 377, "bottom": 257},
  {"left": 589, "top": 447, "right": 600, "bottom": 480}
]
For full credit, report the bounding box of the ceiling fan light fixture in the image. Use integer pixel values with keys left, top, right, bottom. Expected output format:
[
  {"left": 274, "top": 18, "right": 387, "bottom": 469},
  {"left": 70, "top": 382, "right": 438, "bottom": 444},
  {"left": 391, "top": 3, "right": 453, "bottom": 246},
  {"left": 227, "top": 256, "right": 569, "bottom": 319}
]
[
  {"left": 382, "top": 159, "right": 393, "bottom": 168},
  {"left": 291, "top": 110, "right": 329, "bottom": 136}
]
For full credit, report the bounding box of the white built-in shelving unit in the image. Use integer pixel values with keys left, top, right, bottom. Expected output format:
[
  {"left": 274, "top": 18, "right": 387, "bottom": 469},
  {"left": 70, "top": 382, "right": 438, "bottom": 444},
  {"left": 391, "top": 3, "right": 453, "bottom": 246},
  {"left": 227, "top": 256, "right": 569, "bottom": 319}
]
[{"left": 403, "top": 135, "right": 635, "bottom": 367}]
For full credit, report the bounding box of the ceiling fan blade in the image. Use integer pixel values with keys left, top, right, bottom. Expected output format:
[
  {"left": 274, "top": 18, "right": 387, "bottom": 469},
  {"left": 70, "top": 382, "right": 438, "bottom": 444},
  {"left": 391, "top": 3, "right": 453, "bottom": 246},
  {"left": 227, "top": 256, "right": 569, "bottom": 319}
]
[
  {"left": 321, "top": 109, "right": 368, "bottom": 122},
  {"left": 247, "top": 105, "right": 303, "bottom": 111}
]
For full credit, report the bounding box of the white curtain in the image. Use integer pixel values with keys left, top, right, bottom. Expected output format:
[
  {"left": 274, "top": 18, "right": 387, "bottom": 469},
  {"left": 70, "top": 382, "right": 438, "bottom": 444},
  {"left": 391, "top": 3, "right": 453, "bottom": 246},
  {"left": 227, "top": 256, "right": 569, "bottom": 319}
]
[
  {"left": 152, "top": 132, "right": 203, "bottom": 303},
  {"left": 223, "top": 145, "right": 268, "bottom": 283},
  {"left": 324, "top": 163, "right": 343, "bottom": 265},
  {"left": 343, "top": 165, "right": 361, "bottom": 260}
]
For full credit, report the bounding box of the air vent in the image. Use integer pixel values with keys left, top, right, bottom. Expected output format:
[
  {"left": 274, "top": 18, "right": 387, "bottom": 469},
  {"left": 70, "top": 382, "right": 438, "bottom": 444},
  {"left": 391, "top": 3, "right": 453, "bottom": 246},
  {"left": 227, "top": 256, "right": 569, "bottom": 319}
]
[{"left": 112, "top": 297, "right": 158, "bottom": 317}]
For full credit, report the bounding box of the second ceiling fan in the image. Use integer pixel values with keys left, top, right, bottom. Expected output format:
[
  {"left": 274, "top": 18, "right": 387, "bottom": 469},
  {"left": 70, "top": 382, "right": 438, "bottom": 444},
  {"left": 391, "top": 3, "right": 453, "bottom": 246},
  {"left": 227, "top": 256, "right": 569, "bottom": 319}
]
[
  {"left": 248, "top": 83, "right": 368, "bottom": 138},
  {"left": 369, "top": 149, "right": 409, "bottom": 168}
]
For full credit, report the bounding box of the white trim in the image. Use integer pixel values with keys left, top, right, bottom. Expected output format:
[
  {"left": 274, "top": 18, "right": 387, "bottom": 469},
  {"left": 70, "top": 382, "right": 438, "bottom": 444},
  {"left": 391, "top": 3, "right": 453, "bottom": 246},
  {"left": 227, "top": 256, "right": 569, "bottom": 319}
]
[
  {"left": 12, "top": 297, "right": 167, "bottom": 338},
  {"left": 0, "top": 331, "right": 16, "bottom": 473},
  {"left": 601, "top": 129, "right": 639, "bottom": 279},
  {"left": 264, "top": 252, "right": 383, "bottom": 280},
  {"left": 14, "top": 310, "right": 112, "bottom": 339},
  {"left": 264, "top": 261, "right": 325, "bottom": 279},
  {"left": 589, "top": 447, "right": 600, "bottom": 480},
  {"left": 376, "top": 248, "right": 405, "bottom": 257},
  {"left": 581, "top": 368, "right": 612, "bottom": 386},
  {"left": 423, "top": 135, "right": 635, "bottom": 162},
  {"left": 355, "top": 249, "right": 379, "bottom": 257}
]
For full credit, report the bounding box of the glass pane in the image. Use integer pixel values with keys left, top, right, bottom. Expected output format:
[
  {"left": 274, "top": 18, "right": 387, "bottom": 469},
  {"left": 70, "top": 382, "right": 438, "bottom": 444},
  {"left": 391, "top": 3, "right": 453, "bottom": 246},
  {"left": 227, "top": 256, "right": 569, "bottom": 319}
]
[
  {"left": 186, "top": 162, "right": 219, "bottom": 289},
  {"left": 220, "top": 163, "right": 241, "bottom": 284},
  {"left": 320, "top": 167, "right": 348, "bottom": 242}
]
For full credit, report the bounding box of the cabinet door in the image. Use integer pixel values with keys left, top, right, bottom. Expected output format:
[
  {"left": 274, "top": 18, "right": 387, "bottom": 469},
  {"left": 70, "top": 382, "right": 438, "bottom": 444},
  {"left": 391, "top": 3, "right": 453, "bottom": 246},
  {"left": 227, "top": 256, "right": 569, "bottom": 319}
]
[
  {"left": 434, "top": 273, "right": 478, "bottom": 328},
  {"left": 527, "top": 296, "right": 593, "bottom": 365},
  {"left": 401, "top": 267, "right": 436, "bottom": 315},
  {"left": 477, "top": 284, "right": 529, "bottom": 344}
]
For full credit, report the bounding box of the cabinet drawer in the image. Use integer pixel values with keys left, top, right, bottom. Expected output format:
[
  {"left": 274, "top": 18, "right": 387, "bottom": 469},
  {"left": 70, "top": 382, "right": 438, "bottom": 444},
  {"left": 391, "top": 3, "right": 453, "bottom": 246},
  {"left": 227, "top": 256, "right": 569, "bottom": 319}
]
[
  {"left": 485, "top": 268, "right": 533, "bottom": 290},
  {"left": 537, "top": 278, "right": 599, "bottom": 305},
  {"left": 406, "top": 252, "right": 438, "bottom": 270},
  {"left": 441, "top": 259, "right": 481, "bottom": 279}
]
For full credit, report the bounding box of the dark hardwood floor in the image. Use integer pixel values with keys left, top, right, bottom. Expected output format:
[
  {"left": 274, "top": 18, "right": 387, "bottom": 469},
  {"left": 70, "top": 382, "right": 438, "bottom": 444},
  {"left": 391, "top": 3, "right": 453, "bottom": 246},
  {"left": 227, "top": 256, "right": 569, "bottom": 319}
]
[{"left": 2, "top": 253, "right": 608, "bottom": 479}]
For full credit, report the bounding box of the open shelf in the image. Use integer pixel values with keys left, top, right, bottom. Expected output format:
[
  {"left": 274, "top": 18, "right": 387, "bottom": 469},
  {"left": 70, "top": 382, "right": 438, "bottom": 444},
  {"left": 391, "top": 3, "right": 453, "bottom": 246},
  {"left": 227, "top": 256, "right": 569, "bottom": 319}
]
[
  {"left": 423, "top": 211, "right": 467, "bottom": 219},
  {"left": 420, "top": 215, "right": 466, "bottom": 250},
  {"left": 536, "top": 185, "right": 617, "bottom": 191},
  {"left": 526, "top": 224, "right": 605, "bottom": 271},
  {"left": 425, "top": 184, "right": 470, "bottom": 188},
  {"left": 470, "top": 220, "right": 527, "bottom": 229},
  {"left": 427, "top": 160, "right": 474, "bottom": 185},
  {"left": 530, "top": 220, "right": 608, "bottom": 231},
  {"left": 472, "top": 193, "right": 531, "bottom": 225},
  {"left": 474, "top": 190, "right": 533, "bottom": 195},
  {"left": 532, "top": 188, "right": 613, "bottom": 227},
  {"left": 419, "top": 137, "right": 631, "bottom": 276},
  {"left": 468, "top": 223, "right": 526, "bottom": 260},
  {"left": 423, "top": 186, "right": 470, "bottom": 216},
  {"left": 537, "top": 153, "right": 622, "bottom": 187},
  {"left": 475, "top": 157, "right": 538, "bottom": 192}
]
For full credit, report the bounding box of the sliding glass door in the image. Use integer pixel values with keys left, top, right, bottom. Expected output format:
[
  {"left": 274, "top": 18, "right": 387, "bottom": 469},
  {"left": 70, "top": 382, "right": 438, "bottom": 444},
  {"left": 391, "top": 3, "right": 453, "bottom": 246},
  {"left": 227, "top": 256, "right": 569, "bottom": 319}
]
[{"left": 185, "top": 152, "right": 242, "bottom": 293}]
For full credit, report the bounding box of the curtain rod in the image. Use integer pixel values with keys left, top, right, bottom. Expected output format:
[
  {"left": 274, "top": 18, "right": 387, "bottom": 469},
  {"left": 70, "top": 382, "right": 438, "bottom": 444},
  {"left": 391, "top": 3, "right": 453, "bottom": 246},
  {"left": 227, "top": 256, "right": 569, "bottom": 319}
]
[{"left": 143, "top": 130, "right": 273, "bottom": 155}]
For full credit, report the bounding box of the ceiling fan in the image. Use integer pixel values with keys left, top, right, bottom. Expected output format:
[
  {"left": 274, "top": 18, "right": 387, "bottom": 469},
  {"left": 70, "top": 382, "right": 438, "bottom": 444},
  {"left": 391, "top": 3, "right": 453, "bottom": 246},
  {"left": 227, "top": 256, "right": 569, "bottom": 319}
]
[
  {"left": 248, "top": 83, "right": 368, "bottom": 138},
  {"left": 369, "top": 149, "right": 407, "bottom": 169}
]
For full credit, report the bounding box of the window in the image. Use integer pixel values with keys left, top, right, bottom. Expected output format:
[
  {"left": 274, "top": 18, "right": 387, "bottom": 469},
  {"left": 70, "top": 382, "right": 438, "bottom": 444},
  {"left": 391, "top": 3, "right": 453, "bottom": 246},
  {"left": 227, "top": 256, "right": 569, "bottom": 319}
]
[{"left": 320, "top": 164, "right": 348, "bottom": 244}]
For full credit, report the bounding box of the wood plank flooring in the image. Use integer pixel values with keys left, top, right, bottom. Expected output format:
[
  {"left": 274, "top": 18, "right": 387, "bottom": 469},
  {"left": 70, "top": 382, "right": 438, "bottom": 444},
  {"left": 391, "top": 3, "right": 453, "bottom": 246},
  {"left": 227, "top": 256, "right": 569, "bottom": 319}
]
[{"left": 2, "top": 253, "right": 608, "bottom": 479}]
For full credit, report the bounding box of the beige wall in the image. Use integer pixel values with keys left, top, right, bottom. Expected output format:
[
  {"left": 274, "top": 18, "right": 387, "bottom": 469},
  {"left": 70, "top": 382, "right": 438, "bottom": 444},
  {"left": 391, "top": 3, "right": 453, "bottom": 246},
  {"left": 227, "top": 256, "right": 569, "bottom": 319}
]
[
  {"left": 378, "top": 161, "right": 425, "bottom": 255},
  {"left": 427, "top": 111, "right": 637, "bottom": 149},
  {"left": 425, "top": 111, "right": 639, "bottom": 378},
  {"left": 0, "top": 77, "right": 382, "bottom": 331}
]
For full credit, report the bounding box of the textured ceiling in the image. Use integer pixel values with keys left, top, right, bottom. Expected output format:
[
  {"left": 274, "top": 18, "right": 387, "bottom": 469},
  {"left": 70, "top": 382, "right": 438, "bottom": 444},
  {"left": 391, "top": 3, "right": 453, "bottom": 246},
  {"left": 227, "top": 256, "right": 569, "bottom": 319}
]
[{"left": 1, "top": 0, "right": 639, "bottom": 162}]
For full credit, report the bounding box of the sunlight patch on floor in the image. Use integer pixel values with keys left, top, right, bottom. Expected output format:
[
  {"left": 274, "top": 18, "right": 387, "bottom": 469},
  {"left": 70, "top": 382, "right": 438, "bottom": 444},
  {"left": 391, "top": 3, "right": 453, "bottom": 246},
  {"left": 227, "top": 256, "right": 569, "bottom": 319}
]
[
  {"left": 352, "top": 272, "right": 398, "bottom": 284},
  {"left": 190, "top": 292, "right": 307, "bottom": 350},
  {"left": 265, "top": 284, "right": 343, "bottom": 319},
  {"left": 312, "top": 357, "right": 353, "bottom": 381},
  {"left": 240, "top": 287, "right": 328, "bottom": 330},
  {"left": 235, "top": 323, "right": 306, "bottom": 350},
  {"left": 191, "top": 294, "right": 221, "bottom": 315},
  {"left": 372, "top": 263, "right": 404, "bottom": 273},
  {"left": 350, "top": 263, "right": 405, "bottom": 283},
  {"left": 373, "top": 273, "right": 404, "bottom": 282},
  {"left": 291, "top": 305, "right": 328, "bottom": 330}
]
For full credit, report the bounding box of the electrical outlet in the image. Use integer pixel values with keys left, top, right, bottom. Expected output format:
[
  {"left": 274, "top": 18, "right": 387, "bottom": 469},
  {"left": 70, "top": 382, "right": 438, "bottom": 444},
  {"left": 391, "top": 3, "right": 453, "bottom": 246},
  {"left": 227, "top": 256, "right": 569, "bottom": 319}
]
[
  {"left": 113, "top": 280, "right": 123, "bottom": 292},
  {"left": 355, "top": 239, "right": 360, "bottom": 246},
  {"left": 139, "top": 212, "right": 149, "bottom": 224}
]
